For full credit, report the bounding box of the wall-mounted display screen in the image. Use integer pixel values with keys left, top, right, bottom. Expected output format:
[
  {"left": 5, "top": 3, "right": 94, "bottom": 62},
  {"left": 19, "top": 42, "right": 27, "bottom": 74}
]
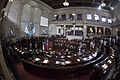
[{"left": 40, "top": 16, "right": 48, "bottom": 27}]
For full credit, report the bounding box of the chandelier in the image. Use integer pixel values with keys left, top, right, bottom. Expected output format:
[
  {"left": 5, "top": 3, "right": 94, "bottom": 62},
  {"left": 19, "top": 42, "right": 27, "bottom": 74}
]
[
  {"left": 98, "top": 0, "right": 106, "bottom": 10},
  {"left": 63, "top": 0, "right": 69, "bottom": 6},
  {"left": 101, "top": 0, "right": 106, "bottom": 7},
  {"left": 9, "top": 0, "right": 14, "bottom": 2}
]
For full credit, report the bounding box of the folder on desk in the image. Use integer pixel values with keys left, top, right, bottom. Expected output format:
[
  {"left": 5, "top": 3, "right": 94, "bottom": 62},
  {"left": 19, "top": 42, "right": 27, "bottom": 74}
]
[
  {"left": 35, "top": 58, "right": 40, "bottom": 61},
  {"left": 43, "top": 59, "right": 49, "bottom": 63},
  {"left": 65, "top": 61, "right": 71, "bottom": 64},
  {"left": 102, "top": 64, "right": 108, "bottom": 69},
  {"left": 56, "top": 61, "right": 60, "bottom": 64}
]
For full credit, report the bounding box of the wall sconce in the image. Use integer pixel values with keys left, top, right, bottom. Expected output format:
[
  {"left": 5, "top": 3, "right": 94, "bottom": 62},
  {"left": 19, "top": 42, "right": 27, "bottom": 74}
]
[{"left": 101, "top": 0, "right": 106, "bottom": 7}]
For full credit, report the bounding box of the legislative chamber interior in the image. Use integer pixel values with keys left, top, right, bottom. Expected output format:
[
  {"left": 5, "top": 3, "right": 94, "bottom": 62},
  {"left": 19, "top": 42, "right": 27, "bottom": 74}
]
[{"left": 0, "top": 0, "right": 120, "bottom": 80}]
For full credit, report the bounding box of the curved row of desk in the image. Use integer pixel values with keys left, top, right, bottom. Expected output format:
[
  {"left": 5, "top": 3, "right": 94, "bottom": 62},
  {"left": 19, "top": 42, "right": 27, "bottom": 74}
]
[{"left": 10, "top": 37, "right": 115, "bottom": 78}]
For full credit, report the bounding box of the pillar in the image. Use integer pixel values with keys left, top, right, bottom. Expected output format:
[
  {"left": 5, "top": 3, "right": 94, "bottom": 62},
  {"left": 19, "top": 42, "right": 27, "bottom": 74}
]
[
  {"left": 17, "top": 1, "right": 24, "bottom": 37},
  {"left": 83, "top": 24, "right": 87, "bottom": 38},
  {"left": 63, "top": 25, "right": 66, "bottom": 36}
]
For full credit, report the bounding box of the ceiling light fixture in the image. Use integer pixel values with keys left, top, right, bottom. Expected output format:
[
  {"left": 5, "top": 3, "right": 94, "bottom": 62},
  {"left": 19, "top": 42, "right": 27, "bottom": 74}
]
[
  {"left": 98, "top": 6, "right": 102, "bottom": 10},
  {"left": 110, "top": 7, "right": 114, "bottom": 10},
  {"left": 100, "top": 0, "right": 106, "bottom": 7},
  {"left": 63, "top": 0, "right": 69, "bottom": 6},
  {"left": 9, "top": 0, "right": 13, "bottom": 2},
  {"left": 101, "top": 1, "right": 106, "bottom": 7},
  {"left": 98, "top": 0, "right": 106, "bottom": 10}
]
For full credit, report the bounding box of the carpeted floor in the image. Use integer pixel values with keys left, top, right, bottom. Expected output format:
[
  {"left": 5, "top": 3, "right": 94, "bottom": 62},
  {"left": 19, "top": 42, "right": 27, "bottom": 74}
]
[{"left": 16, "top": 64, "right": 93, "bottom": 80}]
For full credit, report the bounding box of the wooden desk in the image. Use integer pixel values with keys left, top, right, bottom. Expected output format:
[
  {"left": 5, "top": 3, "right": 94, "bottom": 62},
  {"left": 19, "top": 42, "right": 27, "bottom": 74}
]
[{"left": 10, "top": 37, "right": 113, "bottom": 78}]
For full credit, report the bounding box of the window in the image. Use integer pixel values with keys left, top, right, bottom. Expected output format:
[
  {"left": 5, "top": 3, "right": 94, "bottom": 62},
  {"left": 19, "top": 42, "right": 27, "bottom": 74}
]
[
  {"left": 97, "top": 27, "right": 103, "bottom": 35},
  {"left": 87, "top": 26, "right": 95, "bottom": 36},
  {"left": 108, "top": 18, "right": 112, "bottom": 23},
  {"left": 87, "top": 14, "right": 92, "bottom": 20},
  {"left": 105, "top": 28, "right": 111, "bottom": 35},
  {"left": 77, "top": 14, "right": 82, "bottom": 20},
  {"left": 94, "top": 14, "right": 99, "bottom": 21},
  {"left": 61, "top": 14, "right": 66, "bottom": 20},
  {"left": 57, "top": 26, "right": 64, "bottom": 35},
  {"left": 75, "top": 26, "right": 83, "bottom": 36},
  {"left": 69, "top": 14, "right": 74, "bottom": 20},
  {"left": 102, "top": 17, "right": 106, "bottom": 22},
  {"left": 66, "top": 25, "right": 74, "bottom": 35},
  {"left": 54, "top": 15, "right": 59, "bottom": 21},
  {"left": 58, "top": 28, "right": 61, "bottom": 33}
]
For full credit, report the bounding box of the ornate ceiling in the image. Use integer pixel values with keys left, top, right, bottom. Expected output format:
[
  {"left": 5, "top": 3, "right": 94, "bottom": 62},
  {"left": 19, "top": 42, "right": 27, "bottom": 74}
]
[{"left": 40, "top": 0, "right": 119, "bottom": 10}]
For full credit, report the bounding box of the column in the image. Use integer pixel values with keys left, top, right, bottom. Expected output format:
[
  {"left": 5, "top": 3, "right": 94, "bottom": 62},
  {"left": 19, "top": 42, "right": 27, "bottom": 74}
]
[
  {"left": 73, "top": 25, "right": 75, "bottom": 36},
  {"left": 95, "top": 26, "right": 97, "bottom": 37},
  {"left": 30, "top": 6, "right": 35, "bottom": 22},
  {"left": 63, "top": 25, "right": 66, "bottom": 36},
  {"left": 115, "top": 28, "right": 118, "bottom": 36},
  {"left": 66, "top": 13, "right": 69, "bottom": 20},
  {"left": 4, "top": 1, "right": 12, "bottom": 17},
  {"left": 17, "top": 1, "right": 25, "bottom": 36},
  {"left": 103, "top": 27, "right": 105, "bottom": 36},
  {"left": 17, "top": 1, "right": 24, "bottom": 27},
  {"left": 83, "top": 24, "right": 87, "bottom": 38},
  {"left": 111, "top": 28, "right": 117, "bottom": 36},
  {"left": 1, "top": 2, "right": 12, "bottom": 36}
]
